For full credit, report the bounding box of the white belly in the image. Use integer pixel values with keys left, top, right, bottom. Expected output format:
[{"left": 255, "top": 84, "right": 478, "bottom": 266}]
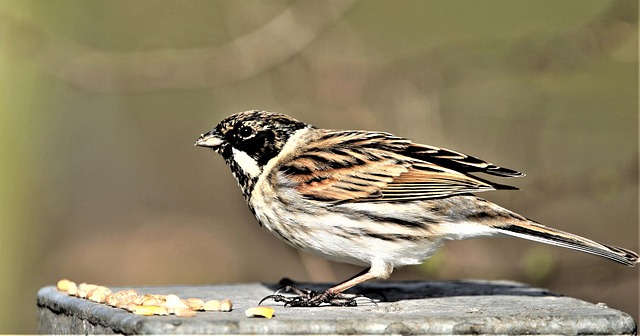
[{"left": 249, "top": 188, "right": 446, "bottom": 268}]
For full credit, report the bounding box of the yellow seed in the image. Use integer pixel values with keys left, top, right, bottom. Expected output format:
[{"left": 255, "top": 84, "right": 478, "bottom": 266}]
[
  {"left": 220, "top": 299, "right": 233, "bottom": 312},
  {"left": 186, "top": 298, "right": 205, "bottom": 311},
  {"left": 174, "top": 307, "right": 196, "bottom": 317},
  {"left": 203, "top": 300, "right": 221, "bottom": 311},
  {"left": 132, "top": 305, "right": 168, "bottom": 316},
  {"left": 57, "top": 279, "right": 74, "bottom": 292},
  {"left": 244, "top": 306, "right": 275, "bottom": 319}
]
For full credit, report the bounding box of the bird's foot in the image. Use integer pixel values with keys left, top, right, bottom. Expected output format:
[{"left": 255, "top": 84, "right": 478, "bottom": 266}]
[{"left": 259, "top": 285, "right": 360, "bottom": 307}]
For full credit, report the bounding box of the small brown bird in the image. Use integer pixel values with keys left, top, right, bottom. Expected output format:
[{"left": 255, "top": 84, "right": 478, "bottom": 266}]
[{"left": 196, "top": 110, "right": 638, "bottom": 306}]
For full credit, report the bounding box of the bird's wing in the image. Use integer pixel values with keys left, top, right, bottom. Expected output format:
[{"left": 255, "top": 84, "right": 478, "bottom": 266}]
[
  {"left": 402, "top": 143, "right": 524, "bottom": 177},
  {"left": 277, "top": 130, "right": 523, "bottom": 203}
]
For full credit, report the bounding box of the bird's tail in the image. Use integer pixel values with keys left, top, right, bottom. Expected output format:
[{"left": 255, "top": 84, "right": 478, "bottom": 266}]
[{"left": 494, "top": 221, "right": 638, "bottom": 267}]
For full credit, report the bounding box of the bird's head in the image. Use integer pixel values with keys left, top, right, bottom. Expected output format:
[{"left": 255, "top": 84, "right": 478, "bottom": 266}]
[{"left": 195, "top": 110, "right": 309, "bottom": 197}]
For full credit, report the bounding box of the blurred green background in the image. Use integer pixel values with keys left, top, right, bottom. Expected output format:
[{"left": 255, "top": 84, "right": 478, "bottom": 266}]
[{"left": 1, "top": 0, "right": 638, "bottom": 332}]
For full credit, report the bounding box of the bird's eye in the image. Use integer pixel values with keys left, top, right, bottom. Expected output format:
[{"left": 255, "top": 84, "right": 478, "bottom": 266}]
[{"left": 238, "top": 126, "right": 253, "bottom": 138}]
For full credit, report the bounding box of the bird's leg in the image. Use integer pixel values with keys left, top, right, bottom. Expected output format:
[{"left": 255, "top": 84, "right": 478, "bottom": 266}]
[{"left": 260, "top": 267, "right": 381, "bottom": 307}]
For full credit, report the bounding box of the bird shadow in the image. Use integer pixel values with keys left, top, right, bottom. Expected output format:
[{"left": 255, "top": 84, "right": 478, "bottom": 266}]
[{"left": 262, "top": 278, "right": 560, "bottom": 303}]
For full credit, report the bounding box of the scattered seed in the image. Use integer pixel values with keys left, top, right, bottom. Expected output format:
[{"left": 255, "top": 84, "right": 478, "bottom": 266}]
[
  {"left": 164, "top": 294, "right": 181, "bottom": 307},
  {"left": 220, "top": 299, "right": 233, "bottom": 312},
  {"left": 116, "top": 299, "right": 134, "bottom": 310},
  {"left": 86, "top": 287, "right": 110, "bottom": 303},
  {"left": 203, "top": 300, "right": 221, "bottom": 311},
  {"left": 132, "top": 295, "right": 145, "bottom": 305},
  {"left": 96, "top": 286, "right": 112, "bottom": 296},
  {"left": 132, "top": 305, "right": 169, "bottom": 316},
  {"left": 105, "top": 294, "right": 118, "bottom": 307},
  {"left": 56, "top": 279, "right": 233, "bottom": 317},
  {"left": 140, "top": 294, "right": 160, "bottom": 306},
  {"left": 187, "top": 298, "right": 205, "bottom": 311},
  {"left": 162, "top": 294, "right": 189, "bottom": 314},
  {"left": 88, "top": 289, "right": 107, "bottom": 303},
  {"left": 66, "top": 282, "right": 78, "bottom": 296},
  {"left": 56, "top": 279, "right": 74, "bottom": 292},
  {"left": 77, "top": 283, "right": 98, "bottom": 299},
  {"left": 245, "top": 306, "right": 275, "bottom": 319},
  {"left": 174, "top": 307, "right": 196, "bottom": 317}
]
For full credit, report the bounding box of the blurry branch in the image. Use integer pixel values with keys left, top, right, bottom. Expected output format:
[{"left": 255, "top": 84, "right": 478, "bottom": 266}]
[{"left": 0, "top": 0, "right": 356, "bottom": 92}]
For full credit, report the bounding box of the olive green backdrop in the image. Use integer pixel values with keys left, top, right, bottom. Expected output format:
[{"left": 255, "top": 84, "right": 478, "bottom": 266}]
[{"left": 0, "top": 0, "right": 638, "bottom": 332}]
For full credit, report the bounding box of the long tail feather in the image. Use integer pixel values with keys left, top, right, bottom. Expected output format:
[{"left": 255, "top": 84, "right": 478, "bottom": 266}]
[{"left": 495, "top": 222, "right": 638, "bottom": 266}]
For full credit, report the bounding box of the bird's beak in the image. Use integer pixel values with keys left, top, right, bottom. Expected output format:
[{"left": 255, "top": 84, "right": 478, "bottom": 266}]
[{"left": 195, "top": 131, "right": 223, "bottom": 150}]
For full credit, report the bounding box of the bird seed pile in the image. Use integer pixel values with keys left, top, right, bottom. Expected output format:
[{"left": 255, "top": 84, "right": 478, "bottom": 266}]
[{"left": 56, "top": 279, "right": 274, "bottom": 318}]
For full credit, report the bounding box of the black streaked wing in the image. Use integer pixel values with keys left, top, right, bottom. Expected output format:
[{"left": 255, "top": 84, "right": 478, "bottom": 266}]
[
  {"left": 404, "top": 143, "right": 525, "bottom": 177},
  {"left": 278, "top": 130, "right": 517, "bottom": 203}
]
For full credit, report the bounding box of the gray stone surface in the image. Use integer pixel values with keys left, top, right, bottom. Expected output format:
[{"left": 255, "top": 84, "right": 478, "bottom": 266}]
[{"left": 37, "top": 280, "right": 637, "bottom": 335}]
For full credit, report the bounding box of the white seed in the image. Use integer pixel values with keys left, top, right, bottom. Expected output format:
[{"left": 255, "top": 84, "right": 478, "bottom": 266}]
[
  {"left": 132, "top": 295, "right": 146, "bottom": 305},
  {"left": 164, "top": 294, "right": 181, "bottom": 307},
  {"left": 88, "top": 289, "right": 107, "bottom": 303},
  {"left": 116, "top": 298, "right": 134, "bottom": 310},
  {"left": 220, "top": 299, "right": 232, "bottom": 312},
  {"left": 105, "top": 294, "right": 118, "bottom": 307},
  {"left": 164, "top": 294, "right": 190, "bottom": 314},
  {"left": 66, "top": 282, "right": 78, "bottom": 296},
  {"left": 96, "top": 286, "right": 112, "bottom": 296},
  {"left": 174, "top": 307, "right": 196, "bottom": 317},
  {"left": 186, "top": 298, "right": 205, "bottom": 311},
  {"left": 203, "top": 300, "right": 221, "bottom": 311},
  {"left": 144, "top": 297, "right": 161, "bottom": 306},
  {"left": 77, "top": 283, "right": 98, "bottom": 298}
]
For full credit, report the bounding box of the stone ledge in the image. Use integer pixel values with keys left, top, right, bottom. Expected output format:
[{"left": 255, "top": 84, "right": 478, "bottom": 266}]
[{"left": 37, "top": 280, "right": 637, "bottom": 335}]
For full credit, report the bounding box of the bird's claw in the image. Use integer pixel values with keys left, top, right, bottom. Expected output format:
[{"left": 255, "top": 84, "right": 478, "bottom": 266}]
[{"left": 259, "top": 285, "right": 360, "bottom": 307}]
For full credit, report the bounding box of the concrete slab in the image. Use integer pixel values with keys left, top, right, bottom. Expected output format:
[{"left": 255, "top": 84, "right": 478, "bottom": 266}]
[{"left": 37, "top": 280, "right": 637, "bottom": 334}]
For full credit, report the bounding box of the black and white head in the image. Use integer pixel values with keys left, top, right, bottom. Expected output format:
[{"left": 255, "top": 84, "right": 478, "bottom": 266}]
[{"left": 195, "top": 110, "right": 309, "bottom": 198}]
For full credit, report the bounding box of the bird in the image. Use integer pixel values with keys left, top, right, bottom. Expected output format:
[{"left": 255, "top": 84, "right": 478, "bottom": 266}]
[{"left": 195, "top": 110, "right": 638, "bottom": 306}]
